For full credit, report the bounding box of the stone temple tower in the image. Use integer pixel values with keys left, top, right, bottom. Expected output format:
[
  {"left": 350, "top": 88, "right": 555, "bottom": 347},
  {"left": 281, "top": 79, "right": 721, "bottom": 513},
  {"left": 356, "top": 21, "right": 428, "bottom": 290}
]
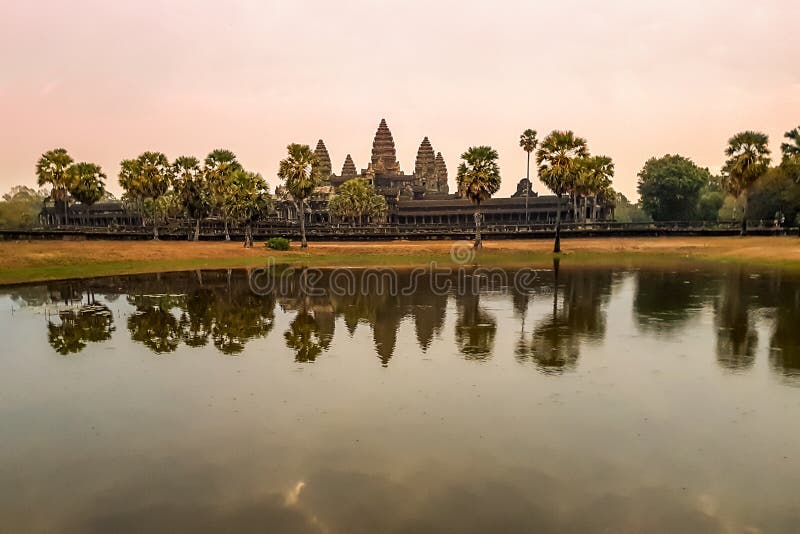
[
  {"left": 370, "top": 119, "right": 401, "bottom": 175},
  {"left": 314, "top": 139, "right": 332, "bottom": 184},
  {"left": 434, "top": 152, "right": 449, "bottom": 194},
  {"left": 341, "top": 154, "right": 357, "bottom": 178},
  {"left": 414, "top": 137, "right": 437, "bottom": 191}
]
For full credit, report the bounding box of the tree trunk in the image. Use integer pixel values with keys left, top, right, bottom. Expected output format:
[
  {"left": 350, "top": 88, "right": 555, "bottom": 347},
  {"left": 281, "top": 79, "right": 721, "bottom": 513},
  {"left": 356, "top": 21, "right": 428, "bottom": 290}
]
[
  {"left": 224, "top": 218, "right": 230, "bottom": 241},
  {"left": 194, "top": 218, "right": 200, "bottom": 242},
  {"left": 740, "top": 191, "right": 748, "bottom": 237},
  {"left": 525, "top": 152, "right": 530, "bottom": 223},
  {"left": 153, "top": 221, "right": 159, "bottom": 240},
  {"left": 473, "top": 201, "right": 482, "bottom": 249},
  {"left": 299, "top": 200, "right": 308, "bottom": 248},
  {"left": 554, "top": 194, "right": 562, "bottom": 254}
]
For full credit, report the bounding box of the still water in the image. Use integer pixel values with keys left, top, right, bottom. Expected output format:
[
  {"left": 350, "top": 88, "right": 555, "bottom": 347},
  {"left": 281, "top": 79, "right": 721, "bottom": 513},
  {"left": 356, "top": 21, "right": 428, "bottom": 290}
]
[{"left": 1, "top": 264, "right": 799, "bottom": 533}]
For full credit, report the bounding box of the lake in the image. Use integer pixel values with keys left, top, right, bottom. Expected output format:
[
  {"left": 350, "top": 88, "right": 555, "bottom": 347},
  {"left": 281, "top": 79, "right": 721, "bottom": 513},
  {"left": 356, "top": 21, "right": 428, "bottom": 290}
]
[{"left": 1, "top": 262, "right": 799, "bottom": 533}]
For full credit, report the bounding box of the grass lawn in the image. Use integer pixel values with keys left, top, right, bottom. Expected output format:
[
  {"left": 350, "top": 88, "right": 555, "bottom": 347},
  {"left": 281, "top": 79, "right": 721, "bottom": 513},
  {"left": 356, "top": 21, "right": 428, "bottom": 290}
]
[{"left": 1, "top": 236, "right": 799, "bottom": 285}]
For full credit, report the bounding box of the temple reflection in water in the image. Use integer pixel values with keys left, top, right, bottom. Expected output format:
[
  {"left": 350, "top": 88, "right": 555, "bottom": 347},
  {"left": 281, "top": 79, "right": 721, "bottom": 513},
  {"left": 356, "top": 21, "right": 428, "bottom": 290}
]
[{"left": 5, "top": 265, "right": 800, "bottom": 381}]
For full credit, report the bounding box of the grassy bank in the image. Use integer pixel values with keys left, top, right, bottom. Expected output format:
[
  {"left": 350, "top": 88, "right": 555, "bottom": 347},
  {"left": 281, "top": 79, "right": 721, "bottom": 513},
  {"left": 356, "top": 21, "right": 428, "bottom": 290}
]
[{"left": 1, "top": 236, "right": 799, "bottom": 285}]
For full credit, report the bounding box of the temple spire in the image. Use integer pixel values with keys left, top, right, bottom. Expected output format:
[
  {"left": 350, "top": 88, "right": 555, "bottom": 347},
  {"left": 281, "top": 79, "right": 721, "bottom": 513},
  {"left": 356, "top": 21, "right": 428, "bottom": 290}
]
[
  {"left": 371, "top": 118, "right": 400, "bottom": 174},
  {"left": 313, "top": 139, "right": 332, "bottom": 183},
  {"left": 435, "top": 152, "right": 449, "bottom": 194},
  {"left": 341, "top": 154, "right": 357, "bottom": 178},
  {"left": 414, "top": 136, "right": 437, "bottom": 190}
]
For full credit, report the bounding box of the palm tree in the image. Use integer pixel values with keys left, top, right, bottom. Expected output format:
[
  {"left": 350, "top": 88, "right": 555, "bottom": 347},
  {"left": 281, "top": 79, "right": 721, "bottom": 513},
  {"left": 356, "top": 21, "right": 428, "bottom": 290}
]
[
  {"left": 36, "top": 148, "right": 74, "bottom": 225},
  {"left": 782, "top": 126, "right": 800, "bottom": 160},
  {"left": 227, "top": 169, "right": 272, "bottom": 248},
  {"left": 576, "top": 155, "right": 614, "bottom": 222},
  {"left": 118, "top": 151, "right": 172, "bottom": 239},
  {"left": 456, "top": 146, "right": 501, "bottom": 249},
  {"left": 67, "top": 163, "right": 106, "bottom": 224},
  {"left": 519, "top": 129, "right": 538, "bottom": 223},
  {"left": 204, "top": 149, "right": 242, "bottom": 241},
  {"left": 173, "top": 156, "right": 209, "bottom": 241},
  {"left": 278, "top": 143, "right": 321, "bottom": 248},
  {"left": 722, "top": 131, "right": 771, "bottom": 236},
  {"left": 536, "top": 130, "right": 589, "bottom": 253}
]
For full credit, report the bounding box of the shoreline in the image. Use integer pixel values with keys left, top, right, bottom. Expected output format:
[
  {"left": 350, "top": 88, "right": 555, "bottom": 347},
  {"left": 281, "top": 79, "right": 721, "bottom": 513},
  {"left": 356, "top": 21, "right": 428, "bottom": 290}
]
[{"left": 1, "top": 236, "right": 799, "bottom": 285}]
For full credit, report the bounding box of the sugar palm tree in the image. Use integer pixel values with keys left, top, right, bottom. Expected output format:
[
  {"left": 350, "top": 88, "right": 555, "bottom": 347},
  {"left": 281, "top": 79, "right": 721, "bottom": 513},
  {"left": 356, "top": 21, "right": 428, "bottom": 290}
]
[
  {"left": 278, "top": 143, "right": 321, "bottom": 248},
  {"left": 782, "top": 126, "right": 800, "bottom": 160},
  {"left": 456, "top": 145, "right": 501, "bottom": 249},
  {"left": 67, "top": 163, "right": 106, "bottom": 224},
  {"left": 36, "top": 148, "right": 74, "bottom": 225},
  {"left": 204, "top": 149, "right": 242, "bottom": 241},
  {"left": 537, "top": 131, "right": 589, "bottom": 253},
  {"left": 227, "top": 169, "right": 272, "bottom": 248},
  {"left": 577, "top": 155, "right": 614, "bottom": 222},
  {"left": 118, "top": 151, "right": 172, "bottom": 239},
  {"left": 519, "top": 129, "right": 538, "bottom": 223},
  {"left": 722, "top": 131, "right": 771, "bottom": 236},
  {"left": 173, "top": 156, "right": 209, "bottom": 241}
]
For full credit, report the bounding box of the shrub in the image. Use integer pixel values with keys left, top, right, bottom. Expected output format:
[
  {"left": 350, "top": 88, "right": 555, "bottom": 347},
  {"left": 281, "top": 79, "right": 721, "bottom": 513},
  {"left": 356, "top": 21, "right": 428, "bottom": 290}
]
[{"left": 266, "top": 237, "right": 290, "bottom": 251}]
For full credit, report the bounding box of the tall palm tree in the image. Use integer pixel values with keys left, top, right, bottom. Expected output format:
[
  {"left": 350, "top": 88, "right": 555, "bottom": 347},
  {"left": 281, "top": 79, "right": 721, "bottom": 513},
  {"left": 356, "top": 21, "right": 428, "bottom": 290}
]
[
  {"left": 173, "top": 156, "right": 209, "bottom": 241},
  {"left": 519, "top": 129, "right": 538, "bottom": 223},
  {"left": 577, "top": 155, "right": 614, "bottom": 222},
  {"left": 278, "top": 143, "right": 321, "bottom": 248},
  {"left": 68, "top": 163, "right": 106, "bottom": 225},
  {"left": 118, "top": 151, "right": 172, "bottom": 239},
  {"left": 536, "top": 130, "right": 589, "bottom": 253},
  {"left": 782, "top": 126, "right": 800, "bottom": 160},
  {"left": 722, "top": 131, "right": 771, "bottom": 236},
  {"left": 204, "top": 149, "right": 242, "bottom": 241},
  {"left": 36, "top": 148, "right": 74, "bottom": 225},
  {"left": 456, "top": 146, "right": 501, "bottom": 249}
]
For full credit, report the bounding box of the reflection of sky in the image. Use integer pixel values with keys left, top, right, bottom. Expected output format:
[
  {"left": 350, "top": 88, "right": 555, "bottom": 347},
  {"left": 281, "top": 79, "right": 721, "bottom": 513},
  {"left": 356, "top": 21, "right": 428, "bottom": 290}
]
[{"left": 0, "top": 268, "right": 799, "bottom": 532}]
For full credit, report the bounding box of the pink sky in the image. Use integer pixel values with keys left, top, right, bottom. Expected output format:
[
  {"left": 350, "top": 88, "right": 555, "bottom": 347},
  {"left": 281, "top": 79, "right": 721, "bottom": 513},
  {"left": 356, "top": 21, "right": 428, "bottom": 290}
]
[{"left": 1, "top": 0, "right": 798, "bottom": 199}]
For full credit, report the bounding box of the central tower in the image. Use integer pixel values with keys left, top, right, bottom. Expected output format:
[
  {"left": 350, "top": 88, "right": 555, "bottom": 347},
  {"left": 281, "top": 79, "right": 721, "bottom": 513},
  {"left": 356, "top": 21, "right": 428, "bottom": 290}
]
[{"left": 370, "top": 118, "right": 401, "bottom": 175}]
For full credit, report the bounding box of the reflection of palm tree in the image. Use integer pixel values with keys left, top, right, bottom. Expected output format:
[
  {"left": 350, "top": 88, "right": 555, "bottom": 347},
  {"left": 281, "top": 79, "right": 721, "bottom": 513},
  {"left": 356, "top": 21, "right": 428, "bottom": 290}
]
[
  {"left": 516, "top": 262, "right": 611, "bottom": 374},
  {"left": 769, "top": 286, "right": 800, "bottom": 379},
  {"left": 455, "top": 293, "right": 497, "bottom": 360},
  {"left": 128, "top": 303, "right": 181, "bottom": 354},
  {"left": 284, "top": 312, "right": 325, "bottom": 363},
  {"left": 211, "top": 293, "right": 275, "bottom": 355},
  {"left": 714, "top": 270, "right": 758, "bottom": 371},
  {"left": 48, "top": 304, "right": 115, "bottom": 355},
  {"left": 634, "top": 271, "right": 715, "bottom": 333}
]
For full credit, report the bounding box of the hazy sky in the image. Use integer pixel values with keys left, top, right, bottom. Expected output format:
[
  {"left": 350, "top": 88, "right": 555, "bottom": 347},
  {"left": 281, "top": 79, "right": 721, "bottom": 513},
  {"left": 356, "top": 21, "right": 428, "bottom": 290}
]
[{"left": 1, "top": 0, "right": 798, "bottom": 199}]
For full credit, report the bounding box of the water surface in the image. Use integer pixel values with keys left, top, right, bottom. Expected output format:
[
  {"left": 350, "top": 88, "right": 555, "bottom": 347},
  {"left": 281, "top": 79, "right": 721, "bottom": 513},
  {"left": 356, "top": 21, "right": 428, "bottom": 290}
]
[{"left": 1, "top": 264, "right": 799, "bottom": 533}]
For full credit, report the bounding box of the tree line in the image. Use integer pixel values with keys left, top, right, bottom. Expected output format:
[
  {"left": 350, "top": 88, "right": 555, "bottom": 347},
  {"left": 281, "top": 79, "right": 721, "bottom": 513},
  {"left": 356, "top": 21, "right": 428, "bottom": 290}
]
[{"left": 637, "top": 126, "right": 800, "bottom": 233}]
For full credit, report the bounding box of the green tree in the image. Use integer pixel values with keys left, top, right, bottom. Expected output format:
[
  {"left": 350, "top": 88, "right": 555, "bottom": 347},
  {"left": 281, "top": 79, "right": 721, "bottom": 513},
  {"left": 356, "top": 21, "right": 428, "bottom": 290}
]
[
  {"left": 456, "top": 146, "right": 501, "bottom": 249},
  {"left": 519, "top": 129, "right": 538, "bottom": 222},
  {"left": 35, "top": 148, "right": 74, "bottom": 225},
  {"left": 613, "top": 192, "right": 651, "bottom": 223},
  {"left": 118, "top": 151, "right": 173, "bottom": 239},
  {"left": 173, "top": 156, "right": 209, "bottom": 241},
  {"left": 722, "top": 131, "right": 771, "bottom": 235},
  {"left": 226, "top": 169, "right": 272, "bottom": 247},
  {"left": 278, "top": 143, "right": 321, "bottom": 248},
  {"left": 204, "top": 149, "right": 242, "bottom": 241},
  {"left": 537, "top": 130, "right": 588, "bottom": 252},
  {"left": 747, "top": 166, "right": 800, "bottom": 227},
  {"left": 576, "top": 155, "right": 614, "bottom": 222},
  {"left": 782, "top": 126, "right": 800, "bottom": 184},
  {"left": 67, "top": 162, "right": 106, "bottom": 209},
  {"left": 0, "top": 186, "right": 47, "bottom": 229},
  {"left": 637, "top": 154, "right": 710, "bottom": 221},
  {"left": 328, "top": 178, "right": 387, "bottom": 225}
]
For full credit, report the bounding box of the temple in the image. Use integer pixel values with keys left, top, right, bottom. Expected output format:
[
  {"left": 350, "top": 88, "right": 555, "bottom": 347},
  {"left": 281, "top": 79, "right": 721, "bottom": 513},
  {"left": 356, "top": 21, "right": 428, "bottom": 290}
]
[{"left": 296, "top": 118, "right": 612, "bottom": 226}]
